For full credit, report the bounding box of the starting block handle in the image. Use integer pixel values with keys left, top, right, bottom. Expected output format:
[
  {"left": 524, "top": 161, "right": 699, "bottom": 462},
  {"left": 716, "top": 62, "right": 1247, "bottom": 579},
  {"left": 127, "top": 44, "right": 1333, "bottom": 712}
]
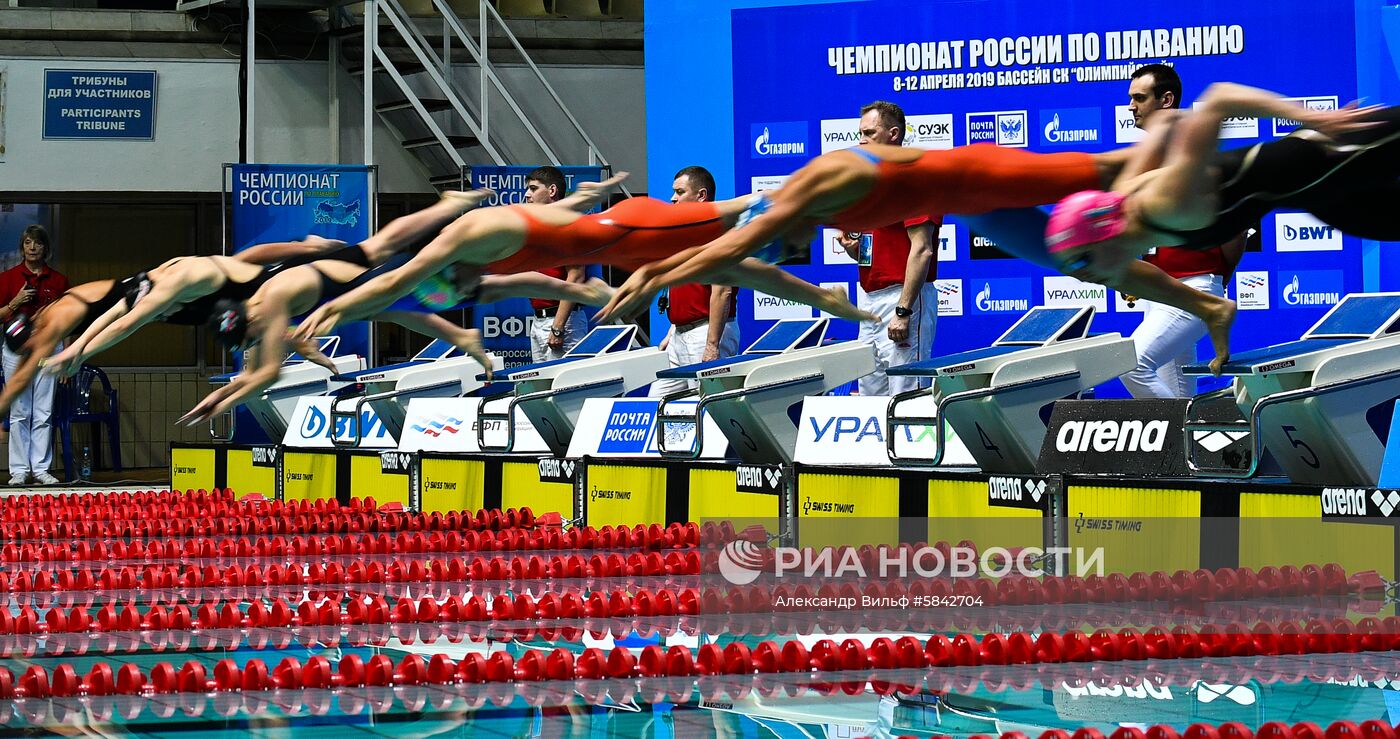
[
  {"left": 475, "top": 393, "right": 518, "bottom": 453},
  {"left": 329, "top": 396, "right": 367, "bottom": 448},
  {"left": 208, "top": 409, "right": 235, "bottom": 442},
  {"left": 885, "top": 370, "right": 1080, "bottom": 468},
  {"left": 1182, "top": 388, "right": 1257, "bottom": 478},
  {"left": 656, "top": 387, "right": 702, "bottom": 459}
]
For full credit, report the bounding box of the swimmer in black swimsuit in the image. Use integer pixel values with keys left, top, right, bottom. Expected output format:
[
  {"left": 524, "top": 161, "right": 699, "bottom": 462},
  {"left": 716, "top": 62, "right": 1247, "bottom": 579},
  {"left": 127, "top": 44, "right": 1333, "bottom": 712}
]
[
  {"left": 1043, "top": 82, "right": 1387, "bottom": 371},
  {"left": 176, "top": 253, "right": 618, "bottom": 426},
  {"left": 43, "top": 190, "right": 494, "bottom": 377}
]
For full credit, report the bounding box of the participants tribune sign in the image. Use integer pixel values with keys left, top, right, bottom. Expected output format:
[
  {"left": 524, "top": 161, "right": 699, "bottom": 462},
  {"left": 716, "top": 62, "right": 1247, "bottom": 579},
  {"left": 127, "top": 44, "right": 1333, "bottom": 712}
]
[{"left": 43, "top": 70, "right": 156, "bottom": 140}]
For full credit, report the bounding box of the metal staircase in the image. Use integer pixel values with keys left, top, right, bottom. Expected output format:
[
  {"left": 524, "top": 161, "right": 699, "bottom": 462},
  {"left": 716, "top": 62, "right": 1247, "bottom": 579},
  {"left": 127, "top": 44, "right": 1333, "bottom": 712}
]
[{"left": 330, "top": 0, "right": 627, "bottom": 191}]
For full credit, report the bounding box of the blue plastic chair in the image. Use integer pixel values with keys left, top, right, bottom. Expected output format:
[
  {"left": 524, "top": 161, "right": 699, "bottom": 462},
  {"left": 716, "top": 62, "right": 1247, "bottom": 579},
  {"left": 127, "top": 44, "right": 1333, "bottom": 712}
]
[{"left": 56, "top": 365, "right": 122, "bottom": 481}]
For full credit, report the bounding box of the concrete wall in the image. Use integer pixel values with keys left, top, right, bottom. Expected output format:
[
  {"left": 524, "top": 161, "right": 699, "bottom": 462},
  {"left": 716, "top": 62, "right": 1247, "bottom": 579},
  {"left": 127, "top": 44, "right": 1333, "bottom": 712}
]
[{"left": 1, "top": 57, "right": 646, "bottom": 194}]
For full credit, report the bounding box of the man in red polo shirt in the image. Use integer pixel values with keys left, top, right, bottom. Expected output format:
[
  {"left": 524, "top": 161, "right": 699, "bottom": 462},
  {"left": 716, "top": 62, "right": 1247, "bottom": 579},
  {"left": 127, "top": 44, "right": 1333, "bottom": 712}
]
[
  {"left": 0, "top": 225, "right": 69, "bottom": 485},
  {"left": 649, "top": 165, "right": 740, "bottom": 397},
  {"left": 836, "top": 101, "right": 940, "bottom": 396},
  {"left": 1121, "top": 65, "right": 1244, "bottom": 398},
  {"left": 523, "top": 166, "right": 588, "bottom": 362}
]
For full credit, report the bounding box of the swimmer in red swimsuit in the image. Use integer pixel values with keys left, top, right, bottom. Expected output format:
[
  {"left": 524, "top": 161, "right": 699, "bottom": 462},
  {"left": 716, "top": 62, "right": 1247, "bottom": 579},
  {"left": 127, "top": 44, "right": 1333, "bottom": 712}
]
[
  {"left": 597, "top": 141, "right": 1242, "bottom": 368},
  {"left": 294, "top": 173, "right": 875, "bottom": 341}
]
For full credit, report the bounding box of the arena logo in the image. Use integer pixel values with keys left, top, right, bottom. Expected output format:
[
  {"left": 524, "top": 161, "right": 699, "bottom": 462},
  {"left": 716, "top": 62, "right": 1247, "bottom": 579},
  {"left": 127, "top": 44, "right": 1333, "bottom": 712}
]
[
  {"left": 1320, "top": 487, "right": 1375, "bottom": 517},
  {"left": 1234, "top": 271, "right": 1271, "bottom": 311},
  {"left": 1062, "top": 679, "right": 1172, "bottom": 701},
  {"left": 1274, "top": 96, "right": 1339, "bottom": 136},
  {"left": 965, "top": 110, "right": 1027, "bottom": 147},
  {"left": 751, "top": 122, "right": 808, "bottom": 158},
  {"left": 1280, "top": 270, "right": 1343, "bottom": 308},
  {"left": 973, "top": 279, "right": 1031, "bottom": 313},
  {"left": 716, "top": 540, "right": 1106, "bottom": 585},
  {"left": 1275, "top": 212, "right": 1342, "bottom": 252},
  {"left": 1055, "top": 419, "right": 1169, "bottom": 453},
  {"left": 1039, "top": 107, "right": 1100, "bottom": 146},
  {"left": 987, "top": 476, "right": 1048, "bottom": 510}
]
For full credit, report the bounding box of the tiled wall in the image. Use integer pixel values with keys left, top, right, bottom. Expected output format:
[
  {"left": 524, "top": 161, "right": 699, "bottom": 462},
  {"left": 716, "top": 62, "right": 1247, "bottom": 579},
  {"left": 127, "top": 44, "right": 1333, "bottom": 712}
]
[{"left": 108, "top": 370, "right": 208, "bottom": 470}]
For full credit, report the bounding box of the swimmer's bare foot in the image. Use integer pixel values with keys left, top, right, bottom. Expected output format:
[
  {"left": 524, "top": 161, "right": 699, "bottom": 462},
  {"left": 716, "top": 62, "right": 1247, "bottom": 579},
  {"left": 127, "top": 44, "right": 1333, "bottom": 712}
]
[
  {"left": 1203, "top": 297, "right": 1237, "bottom": 376},
  {"left": 821, "top": 284, "right": 879, "bottom": 324},
  {"left": 442, "top": 189, "right": 494, "bottom": 210}
]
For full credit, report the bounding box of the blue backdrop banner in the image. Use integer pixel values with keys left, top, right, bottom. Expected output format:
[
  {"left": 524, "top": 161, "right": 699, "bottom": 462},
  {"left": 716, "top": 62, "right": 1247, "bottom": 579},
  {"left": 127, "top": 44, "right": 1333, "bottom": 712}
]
[
  {"left": 468, "top": 165, "right": 605, "bottom": 368},
  {"left": 647, "top": 0, "right": 1400, "bottom": 397},
  {"left": 228, "top": 163, "right": 373, "bottom": 441}
]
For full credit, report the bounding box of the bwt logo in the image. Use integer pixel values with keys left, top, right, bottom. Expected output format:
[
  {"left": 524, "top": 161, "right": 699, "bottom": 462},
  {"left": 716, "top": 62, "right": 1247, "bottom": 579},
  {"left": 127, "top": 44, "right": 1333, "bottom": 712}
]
[
  {"left": 1275, "top": 212, "right": 1342, "bottom": 252},
  {"left": 966, "top": 111, "right": 1028, "bottom": 147},
  {"left": 299, "top": 405, "right": 388, "bottom": 440},
  {"left": 974, "top": 280, "right": 1031, "bottom": 313},
  {"left": 409, "top": 415, "right": 463, "bottom": 437},
  {"left": 751, "top": 122, "right": 807, "bottom": 158},
  {"left": 934, "top": 279, "right": 963, "bottom": 317},
  {"left": 1280, "top": 271, "right": 1343, "bottom": 308},
  {"left": 807, "top": 415, "right": 935, "bottom": 444},
  {"left": 1040, "top": 108, "right": 1099, "bottom": 146}
]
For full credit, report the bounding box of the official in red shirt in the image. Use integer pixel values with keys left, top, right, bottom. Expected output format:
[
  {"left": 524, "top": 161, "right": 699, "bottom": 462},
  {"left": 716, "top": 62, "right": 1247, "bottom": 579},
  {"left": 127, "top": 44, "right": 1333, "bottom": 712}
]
[
  {"left": 523, "top": 166, "right": 588, "bottom": 362},
  {"left": 0, "top": 225, "right": 69, "bottom": 485},
  {"left": 1121, "top": 65, "right": 1243, "bottom": 398},
  {"left": 836, "top": 101, "right": 941, "bottom": 396},
  {"left": 650, "top": 166, "right": 741, "bottom": 397}
]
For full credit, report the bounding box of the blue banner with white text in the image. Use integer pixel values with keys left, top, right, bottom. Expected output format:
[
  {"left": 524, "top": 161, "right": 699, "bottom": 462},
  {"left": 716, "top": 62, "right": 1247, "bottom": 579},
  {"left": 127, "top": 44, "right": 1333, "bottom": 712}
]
[{"left": 468, "top": 165, "right": 605, "bottom": 368}]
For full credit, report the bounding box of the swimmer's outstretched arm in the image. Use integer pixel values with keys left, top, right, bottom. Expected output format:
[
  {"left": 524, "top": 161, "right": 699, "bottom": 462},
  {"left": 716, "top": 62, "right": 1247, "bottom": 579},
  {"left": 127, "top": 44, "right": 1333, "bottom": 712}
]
[
  {"left": 181, "top": 307, "right": 291, "bottom": 424},
  {"left": 291, "top": 338, "right": 339, "bottom": 375},
  {"left": 714, "top": 259, "right": 878, "bottom": 324},
  {"left": 597, "top": 189, "right": 809, "bottom": 321},
  {"left": 237, "top": 237, "right": 345, "bottom": 266},
  {"left": 45, "top": 300, "right": 131, "bottom": 377},
  {"left": 553, "top": 172, "right": 630, "bottom": 213}
]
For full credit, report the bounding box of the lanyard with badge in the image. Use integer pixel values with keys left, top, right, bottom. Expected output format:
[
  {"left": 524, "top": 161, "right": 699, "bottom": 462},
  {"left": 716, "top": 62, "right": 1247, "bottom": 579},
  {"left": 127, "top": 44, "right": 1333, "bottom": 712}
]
[{"left": 847, "top": 232, "right": 874, "bottom": 266}]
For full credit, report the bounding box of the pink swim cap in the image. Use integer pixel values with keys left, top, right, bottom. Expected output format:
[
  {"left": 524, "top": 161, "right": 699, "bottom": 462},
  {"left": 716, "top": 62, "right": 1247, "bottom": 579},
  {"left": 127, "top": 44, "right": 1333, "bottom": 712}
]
[{"left": 1046, "top": 190, "right": 1128, "bottom": 254}]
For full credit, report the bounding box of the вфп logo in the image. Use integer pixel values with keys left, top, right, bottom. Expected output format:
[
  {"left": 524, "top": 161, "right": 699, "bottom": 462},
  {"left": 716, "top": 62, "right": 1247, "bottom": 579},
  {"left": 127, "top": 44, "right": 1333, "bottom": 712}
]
[
  {"left": 934, "top": 279, "right": 963, "bottom": 317},
  {"left": 410, "top": 415, "right": 463, "bottom": 437},
  {"left": 718, "top": 539, "right": 766, "bottom": 585},
  {"left": 1234, "top": 271, "right": 1270, "bottom": 310},
  {"left": 966, "top": 111, "right": 1028, "bottom": 147}
]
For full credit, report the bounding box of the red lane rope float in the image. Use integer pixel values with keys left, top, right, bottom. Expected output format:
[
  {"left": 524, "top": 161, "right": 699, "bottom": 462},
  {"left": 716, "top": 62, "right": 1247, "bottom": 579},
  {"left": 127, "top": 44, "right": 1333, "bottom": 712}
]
[
  {"left": 7, "top": 623, "right": 1400, "bottom": 697},
  {"left": 0, "top": 522, "right": 709, "bottom": 564},
  {"left": 0, "top": 550, "right": 707, "bottom": 593}
]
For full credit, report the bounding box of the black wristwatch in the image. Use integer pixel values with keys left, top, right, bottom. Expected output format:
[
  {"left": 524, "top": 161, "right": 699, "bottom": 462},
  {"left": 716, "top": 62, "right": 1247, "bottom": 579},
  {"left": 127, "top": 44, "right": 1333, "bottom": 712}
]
[
  {"left": 894, "top": 306, "right": 913, "bottom": 318},
  {"left": 550, "top": 327, "right": 564, "bottom": 338}
]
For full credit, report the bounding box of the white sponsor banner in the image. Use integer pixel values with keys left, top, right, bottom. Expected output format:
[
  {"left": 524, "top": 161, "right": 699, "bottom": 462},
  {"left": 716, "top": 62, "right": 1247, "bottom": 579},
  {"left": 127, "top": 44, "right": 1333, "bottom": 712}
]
[
  {"left": 934, "top": 279, "right": 963, "bottom": 317},
  {"left": 819, "top": 117, "right": 861, "bottom": 154},
  {"left": 1274, "top": 212, "right": 1343, "bottom": 252},
  {"left": 283, "top": 397, "right": 394, "bottom": 449},
  {"left": 1193, "top": 102, "right": 1258, "bottom": 139},
  {"left": 750, "top": 175, "right": 787, "bottom": 193},
  {"left": 1114, "top": 291, "right": 1147, "bottom": 313},
  {"left": 821, "top": 228, "right": 857, "bottom": 265},
  {"left": 1273, "top": 96, "right": 1339, "bottom": 136},
  {"left": 398, "top": 398, "right": 546, "bottom": 453},
  {"left": 1234, "top": 271, "right": 1270, "bottom": 311},
  {"left": 794, "top": 396, "right": 974, "bottom": 466},
  {"left": 566, "top": 398, "right": 728, "bottom": 459},
  {"left": 1113, "top": 105, "right": 1146, "bottom": 144},
  {"left": 1042, "top": 275, "right": 1109, "bottom": 311},
  {"left": 818, "top": 281, "right": 852, "bottom": 319},
  {"left": 936, "top": 222, "right": 957, "bottom": 262},
  {"left": 753, "top": 291, "right": 813, "bottom": 320},
  {"left": 905, "top": 113, "right": 955, "bottom": 149}
]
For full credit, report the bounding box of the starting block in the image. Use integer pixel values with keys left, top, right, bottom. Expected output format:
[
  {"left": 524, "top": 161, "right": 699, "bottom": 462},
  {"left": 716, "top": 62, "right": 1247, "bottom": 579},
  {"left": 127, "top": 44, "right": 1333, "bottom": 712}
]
[
  {"left": 1183, "top": 293, "right": 1400, "bottom": 485},
  {"left": 475, "top": 325, "right": 668, "bottom": 455},
  {"left": 653, "top": 318, "right": 876, "bottom": 464},
  {"left": 212, "top": 337, "right": 364, "bottom": 440},
  {"left": 885, "top": 306, "right": 1136, "bottom": 472}
]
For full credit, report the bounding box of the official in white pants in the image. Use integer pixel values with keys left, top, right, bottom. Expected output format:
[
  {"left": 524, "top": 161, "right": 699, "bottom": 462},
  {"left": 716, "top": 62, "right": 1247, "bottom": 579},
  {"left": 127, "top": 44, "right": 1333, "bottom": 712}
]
[
  {"left": 529, "top": 309, "right": 587, "bottom": 363},
  {"left": 650, "top": 319, "right": 742, "bottom": 397},
  {"left": 1122, "top": 273, "right": 1225, "bottom": 398},
  {"left": 2, "top": 343, "right": 58, "bottom": 482},
  {"left": 858, "top": 282, "right": 938, "bottom": 396}
]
